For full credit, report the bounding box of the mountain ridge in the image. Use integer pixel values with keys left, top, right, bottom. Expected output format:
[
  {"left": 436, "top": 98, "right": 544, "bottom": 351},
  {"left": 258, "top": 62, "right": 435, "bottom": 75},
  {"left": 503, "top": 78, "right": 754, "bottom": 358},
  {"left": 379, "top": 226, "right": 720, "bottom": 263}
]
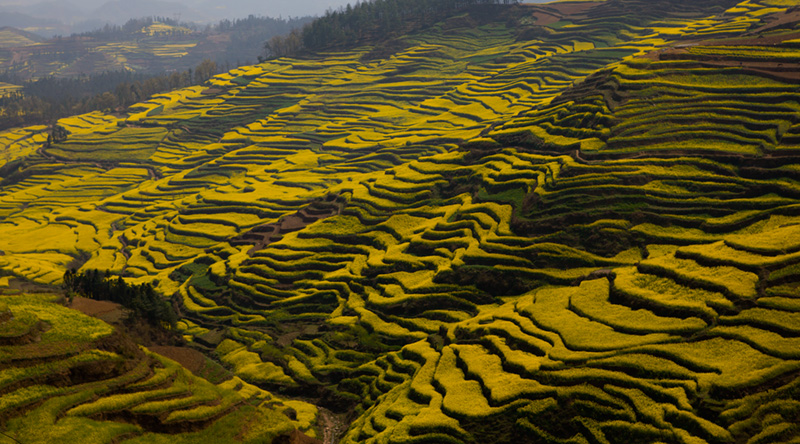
[{"left": 0, "top": 26, "right": 45, "bottom": 47}]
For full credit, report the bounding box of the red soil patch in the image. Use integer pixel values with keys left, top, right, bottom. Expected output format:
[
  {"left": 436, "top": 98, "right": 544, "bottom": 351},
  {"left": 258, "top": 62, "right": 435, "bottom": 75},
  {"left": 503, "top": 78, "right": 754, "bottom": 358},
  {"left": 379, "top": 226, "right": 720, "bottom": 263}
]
[
  {"left": 70, "top": 296, "right": 127, "bottom": 324},
  {"left": 699, "top": 60, "right": 800, "bottom": 82},
  {"left": 649, "top": 43, "right": 800, "bottom": 82},
  {"left": 230, "top": 198, "right": 343, "bottom": 256},
  {"left": 272, "top": 430, "right": 321, "bottom": 444},
  {"left": 525, "top": 2, "right": 601, "bottom": 26},
  {"left": 280, "top": 214, "right": 306, "bottom": 231},
  {"left": 748, "top": 8, "right": 800, "bottom": 35},
  {"left": 638, "top": 25, "right": 800, "bottom": 83},
  {"left": 149, "top": 345, "right": 207, "bottom": 375},
  {"left": 547, "top": 1, "right": 601, "bottom": 16},
  {"left": 696, "top": 30, "right": 800, "bottom": 47},
  {"left": 531, "top": 10, "right": 563, "bottom": 26}
]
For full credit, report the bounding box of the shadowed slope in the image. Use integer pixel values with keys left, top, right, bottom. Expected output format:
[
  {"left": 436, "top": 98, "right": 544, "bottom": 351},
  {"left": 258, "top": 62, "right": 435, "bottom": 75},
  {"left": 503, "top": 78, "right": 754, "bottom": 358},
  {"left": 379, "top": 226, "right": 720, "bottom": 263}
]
[{"left": 0, "top": 293, "right": 318, "bottom": 443}]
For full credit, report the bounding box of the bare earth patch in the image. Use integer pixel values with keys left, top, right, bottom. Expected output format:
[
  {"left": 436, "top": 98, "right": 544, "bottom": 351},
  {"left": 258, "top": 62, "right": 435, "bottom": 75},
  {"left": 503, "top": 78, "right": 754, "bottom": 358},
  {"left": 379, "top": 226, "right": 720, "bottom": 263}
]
[
  {"left": 149, "top": 345, "right": 207, "bottom": 375},
  {"left": 527, "top": 1, "right": 601, "bottom": 26},
  {"left": 70, "top": 296, "right": 127, "bottom": 324}
]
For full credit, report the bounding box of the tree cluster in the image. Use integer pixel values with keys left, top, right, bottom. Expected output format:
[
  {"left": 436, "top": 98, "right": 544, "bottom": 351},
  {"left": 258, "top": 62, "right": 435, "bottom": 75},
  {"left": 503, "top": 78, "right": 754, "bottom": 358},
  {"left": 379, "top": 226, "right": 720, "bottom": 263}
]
[
  {"left": 71, "top": 17, "right": 195, "bottom": 41},
  {"left": 0, "top": 59, "right": 218, "bottom": 130},
  {"left": 226, "top": 15, "right": 314, "bottom": 62},
  {"left": 264, "top": 0, "right": 517, "bottom": 58},
  {"left": 63, "top": 269, "right": 177, "bottom": 329},
  {"left": 216, "top": 14, "right": 313, "bottom": 41}
]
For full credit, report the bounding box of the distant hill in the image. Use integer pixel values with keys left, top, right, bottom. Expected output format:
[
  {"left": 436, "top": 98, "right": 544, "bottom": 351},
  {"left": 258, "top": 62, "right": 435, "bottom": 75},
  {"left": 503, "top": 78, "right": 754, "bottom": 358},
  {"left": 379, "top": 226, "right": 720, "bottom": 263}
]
[
  {"left": 0, "top": 11, "right": 62, "bottom": 33},
  {"left": 90, "top": 0, "right": 209, "bottom": 24},
  {"left": 0, "top": 26, "right": 44, "bottom": 47},
  {"left": 1, "top": 1, "right": 89, "bottom": 26},
  {"left": 0, "top": 292, "right": 318, "bottom": 443},
  {"left": 0, "top": 15, "right": 312, "bottom": 80}
]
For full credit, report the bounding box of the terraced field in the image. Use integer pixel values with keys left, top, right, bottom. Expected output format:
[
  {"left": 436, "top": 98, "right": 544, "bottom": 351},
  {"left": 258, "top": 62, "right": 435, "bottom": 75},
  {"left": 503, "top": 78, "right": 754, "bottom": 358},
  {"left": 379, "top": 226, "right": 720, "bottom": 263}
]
[
  {"left": 0, "top": 83, "right": 21, "bottom": 98},
  {"left": 0, "top": 27, "right": 43, "bottom": 48},
  {"left": 0, "top": 26, "right": 201, "bottom": 79},
  {"left": 2, "top": 0, "right": 800, "bottom": 442},
  {"left": 0, "top": 292, "right": 317, "bottom": 443},
  {"left": 0, "top": 18, "right": 312, "bottom": 80}
]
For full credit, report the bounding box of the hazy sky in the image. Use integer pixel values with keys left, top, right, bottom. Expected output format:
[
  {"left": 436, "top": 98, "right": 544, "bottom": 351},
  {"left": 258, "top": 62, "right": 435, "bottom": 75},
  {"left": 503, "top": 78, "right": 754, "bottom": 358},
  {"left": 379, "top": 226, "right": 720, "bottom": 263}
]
[
  {"left": 0, "top": 0, "right": 404, "bottom": 18},
  {"left": 202, "top": 0, "right": 364, "bottom": 18},
  {"left": 0, "top": 0, "right": 549, "bottom": 29}
]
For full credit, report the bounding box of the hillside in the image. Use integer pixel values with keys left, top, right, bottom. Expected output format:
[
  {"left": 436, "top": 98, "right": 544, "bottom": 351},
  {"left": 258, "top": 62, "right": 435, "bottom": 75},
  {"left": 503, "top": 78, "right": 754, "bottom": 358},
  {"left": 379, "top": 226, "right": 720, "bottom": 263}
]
[
  {"left": 0, "top": 292, "right": 318, "bottom": 443},
  {"left": 0, "top": 27, "right": 44, "bottom": 48},
  {"left": 0, "top": 16, "right": 312, "bottom": 81},
  {"left": 0, "top": 82, "right": 20, "bottom": 98},
  {"left": 2, "top": 0, "right": 800, "bottom": 443}
]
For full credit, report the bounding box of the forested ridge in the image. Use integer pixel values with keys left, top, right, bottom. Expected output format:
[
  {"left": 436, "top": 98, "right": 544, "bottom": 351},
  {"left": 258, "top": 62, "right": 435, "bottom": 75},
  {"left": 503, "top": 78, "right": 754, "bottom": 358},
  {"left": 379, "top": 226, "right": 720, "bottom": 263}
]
[
  {"left": 0, "top": 15, "right": 313, "bottom": 130},
  {"left": 71, "top": 15, "right": 313, "bottom": 46},
  {"left": 0, "top": 60, "right": 219, "bottom": 130},
  {"left": 70, "top": 17, "right": 194, "bottom": 41},
  {"left": 265, "top": 0, "right": 519, "bottom": 57},
  {"left": 63, "top": 268, "right": 177, "bottom": 328}
]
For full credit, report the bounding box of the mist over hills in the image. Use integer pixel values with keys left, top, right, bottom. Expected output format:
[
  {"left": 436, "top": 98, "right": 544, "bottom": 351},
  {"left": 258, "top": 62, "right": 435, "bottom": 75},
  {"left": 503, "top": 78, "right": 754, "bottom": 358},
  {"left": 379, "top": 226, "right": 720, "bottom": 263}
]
[
  {"left": 90, "top": 0, "right": 206, "bottom": 24},
  {"left": 1, "top": 0, "right": 90, "bottom": 23},
  {"left": 0, "top": 0, "right": 550, "bottom": 38},
  {"left": 0, "top": 0, "right": 352, "bottom": 36},
  {"left": 0, "top": 0, "right": 206, "bottom": 37},
  {"left": 0, "top": 10, "right": 63, "bottom": 35}
]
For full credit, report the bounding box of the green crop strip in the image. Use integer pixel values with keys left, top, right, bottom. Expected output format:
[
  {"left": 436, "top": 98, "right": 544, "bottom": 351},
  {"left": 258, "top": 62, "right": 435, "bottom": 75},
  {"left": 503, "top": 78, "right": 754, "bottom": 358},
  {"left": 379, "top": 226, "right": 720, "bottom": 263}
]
[{"left": 0, "top": 294, "right": 319, "bottom": 442}]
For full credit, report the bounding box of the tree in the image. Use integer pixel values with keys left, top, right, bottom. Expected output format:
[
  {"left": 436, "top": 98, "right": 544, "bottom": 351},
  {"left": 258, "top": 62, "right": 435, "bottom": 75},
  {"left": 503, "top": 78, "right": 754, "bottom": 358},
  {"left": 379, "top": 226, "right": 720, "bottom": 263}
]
[
  {"left": 95, "top": 91, "right": 117, "bottom": 112},
  {"left": 194, "top": 59, "right": 218, "bottom": 84},
  {"left": 50, "top": 124, "right": 68, "bottom": 143},
  {"left": 62, "top": 269, "right": 177, "bottom": 329},
  {"left": 264, "top": 0, "right": 517, "bottom": 58}
]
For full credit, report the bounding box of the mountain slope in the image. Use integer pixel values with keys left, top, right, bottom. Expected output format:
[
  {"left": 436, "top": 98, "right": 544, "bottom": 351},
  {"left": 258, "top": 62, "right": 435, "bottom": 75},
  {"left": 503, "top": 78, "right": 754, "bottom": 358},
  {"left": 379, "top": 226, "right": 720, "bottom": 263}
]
[
  {"left": 2, "top": 0, "right": 800, "bottom": 442},
  {"left": 0, "top": 27, "right": 44, "bottom": 48},
  {"left": 0, "top": 293, "right": 315, "bottom": 443},
  {"left": 0, "top": 16, "right": 312, "bottom": 81}
]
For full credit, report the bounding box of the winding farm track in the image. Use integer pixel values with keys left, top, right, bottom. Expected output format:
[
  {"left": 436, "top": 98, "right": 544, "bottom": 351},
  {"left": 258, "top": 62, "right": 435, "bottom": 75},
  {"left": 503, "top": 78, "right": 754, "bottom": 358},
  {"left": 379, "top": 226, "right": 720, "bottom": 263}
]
[{"left": 319, "top": 408, "right": 349, "bottom": 444}]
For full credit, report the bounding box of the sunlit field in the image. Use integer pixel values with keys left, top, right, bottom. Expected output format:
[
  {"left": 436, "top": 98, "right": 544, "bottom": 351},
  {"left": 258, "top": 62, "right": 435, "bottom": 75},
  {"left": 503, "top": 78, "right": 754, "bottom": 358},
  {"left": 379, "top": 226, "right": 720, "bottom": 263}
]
[{"left": 2, "top": 0, "right": 800, "bottom": 442}]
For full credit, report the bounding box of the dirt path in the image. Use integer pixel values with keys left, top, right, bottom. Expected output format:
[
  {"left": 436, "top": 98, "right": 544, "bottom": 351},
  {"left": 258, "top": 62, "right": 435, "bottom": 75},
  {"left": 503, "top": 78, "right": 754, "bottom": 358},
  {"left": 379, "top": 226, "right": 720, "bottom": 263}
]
[{"left": 318, "top": 407, "right": 349, "bottom": 444}]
